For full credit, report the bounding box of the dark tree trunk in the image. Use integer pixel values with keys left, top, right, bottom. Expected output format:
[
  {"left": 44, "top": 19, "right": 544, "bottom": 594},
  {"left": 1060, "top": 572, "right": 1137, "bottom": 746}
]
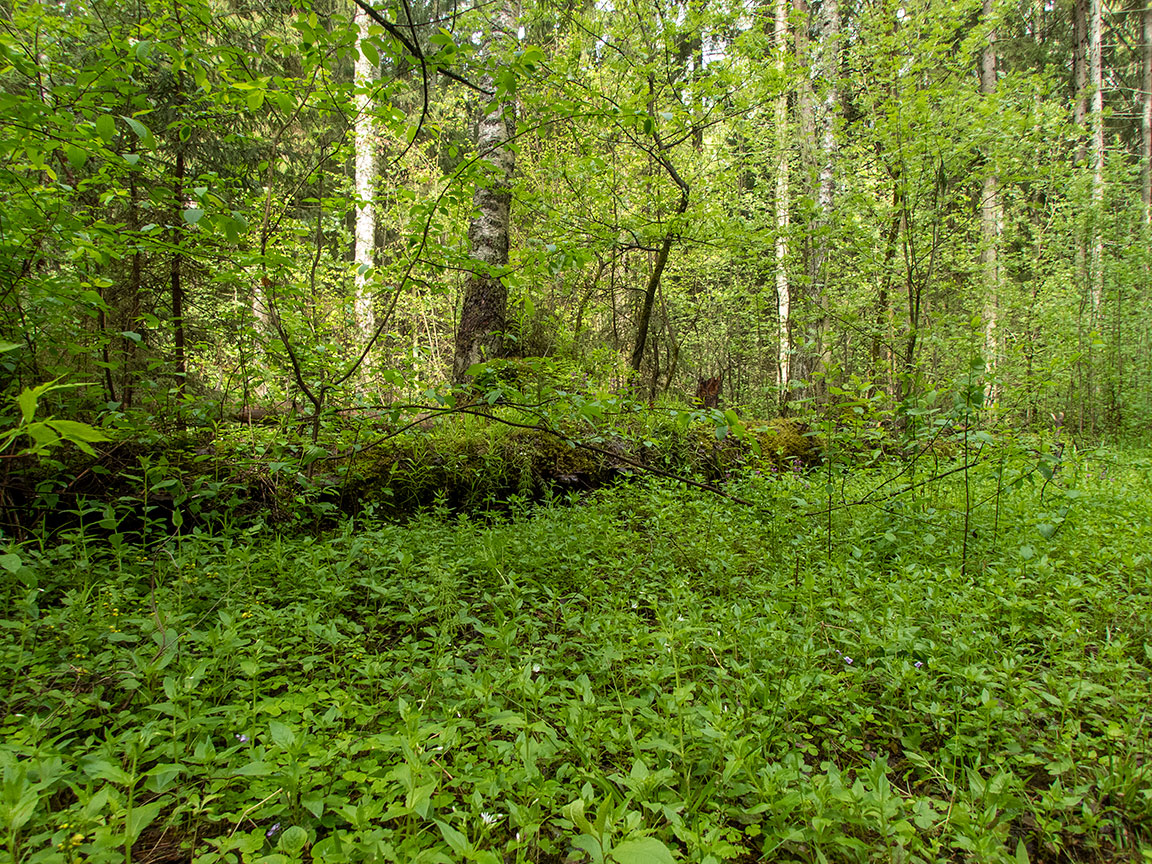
[{"left": 171, "top": 148, "right": 186, "bottom": 396}]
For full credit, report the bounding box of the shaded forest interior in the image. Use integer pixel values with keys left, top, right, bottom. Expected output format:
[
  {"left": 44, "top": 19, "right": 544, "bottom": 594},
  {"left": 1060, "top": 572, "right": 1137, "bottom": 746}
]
[{"left": 2, "top": 1, "right": 1152, "bottom": 862}]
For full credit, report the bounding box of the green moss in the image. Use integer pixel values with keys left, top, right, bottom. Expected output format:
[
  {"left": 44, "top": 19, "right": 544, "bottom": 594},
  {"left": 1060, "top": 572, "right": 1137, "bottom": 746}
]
[{"left": 751, "top": 419, "right": 821, "bottom": 467}]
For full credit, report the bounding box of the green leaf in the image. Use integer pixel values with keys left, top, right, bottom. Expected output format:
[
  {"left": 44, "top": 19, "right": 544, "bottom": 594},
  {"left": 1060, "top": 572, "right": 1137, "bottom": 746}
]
[
  {"left": 124, "top": 116, "right": 150, "bottom": 139},
  {"left": 361, "top": 39, "right": 380, "bottom": 67},
  {"left": 405, "top": 780, "right": 435, "bottom": 819},
  {"left": 16, "top": 387, "right": 40, "bottom": 425},
  {"left": 610, "top": 837, "right": 676, "bottom": 864},
  {"left": 126, "top": 800, "right": 163, "bottom": 843},
  {"left": 232, "top": 761, "right": 272, "bottom": 777},
  {"left": 45, "top": 419, "right": 110, "bottom": 443},
  {"left": 80, "top": 757, "right": 132, "bottom": 786},
  {"left": 268, "top": 720, "right": 295, "bottom": 750},
  {"left": 1, "top": 774, "right": 37, "bottom": 833},
  {"left": 278, "top": 825, "right": 308, "bottom": 853},
  {"left": 95, "top": 114, "right": 116, "bottom": 143},
  {"left": 629, "top": 758, "right": 649, "bottom": 781},
  {"left": 301, "top": 793, "right": 324, "bottom": 818},
  {"left": 572, "top": 835, "right": 606, "bottom": 864},
  {"left": 247, "top": 90, "right": 264, "bottom": 111},
  {"left": 145, "top": 763, "right": 183, "bottom": 794},
  {"left": 182, "top": 208, "right": 204, "bottom": 225},
  {"left": 223, "top": 217, "right": 241, "bottom": 243},
  {"left": 0, "top": 553, "right": 22, "bottom": 572},
  {"left": 563, "top": 799, "right": 593, "bottom": 835},
  {"left": 0, "top": 341, "right": 20, "bottom": 353},
  {"left": 435, "top": 819, "right": 469, "bottom": 856},
  {"left": 62, "top": 144, "right": 86, "bottom": 170}
]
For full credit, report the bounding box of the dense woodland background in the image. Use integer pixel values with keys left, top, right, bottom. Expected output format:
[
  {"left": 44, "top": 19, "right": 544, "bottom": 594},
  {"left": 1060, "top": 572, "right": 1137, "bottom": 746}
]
[
  {"left": 1, "top": 0, "right": 1150, "bottom": 446},
  {"left": 4, "top": 4, "right": 1152, "bottom": 862}
]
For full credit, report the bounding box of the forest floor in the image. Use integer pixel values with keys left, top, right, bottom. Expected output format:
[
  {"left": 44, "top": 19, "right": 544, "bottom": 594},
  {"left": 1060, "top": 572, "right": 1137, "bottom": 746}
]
[{"left": 2, "top": 444, "right": 1151, "bottom": 864}]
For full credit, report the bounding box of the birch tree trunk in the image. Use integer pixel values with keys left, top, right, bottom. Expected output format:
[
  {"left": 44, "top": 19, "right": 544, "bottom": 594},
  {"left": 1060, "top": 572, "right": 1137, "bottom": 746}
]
[
  {"left": 1141, "top": 0, "right": 1150, "bottom": 227},
  {"left": 980, "top": 0, "right": 1002, "bottom": 402},
  {"left": 353, "top": 2, "right": 376, "bottom": 340},
  {"left": 452, "top": 3, "right": 516, "bottom": 383},
  {"left": 774, "top": 0, "right": 792, "bottom": 409},
  {"left": 1089, "top": 0, "right": 1104, "bottom": 318},
  {"left": 1071, "top": 0, "right": 1091, "bottom": 432},
  {"left": 793, "top": 0, "right": 838, "bottom": 404}
]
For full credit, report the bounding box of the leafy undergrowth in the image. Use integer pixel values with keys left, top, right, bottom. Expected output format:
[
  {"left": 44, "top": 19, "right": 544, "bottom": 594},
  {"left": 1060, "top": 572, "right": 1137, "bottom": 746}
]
[{"left": 2, "top": 446, "right": 1151, "bottom": 863}]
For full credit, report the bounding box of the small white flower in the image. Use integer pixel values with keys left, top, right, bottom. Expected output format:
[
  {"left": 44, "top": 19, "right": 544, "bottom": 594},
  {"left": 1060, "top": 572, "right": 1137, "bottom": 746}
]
[
  {"left": 480, "top": 811, "right": 501, "bottom": 826},
  {"left": 532, "top": 663, "right": 541, "bottom": 673}
]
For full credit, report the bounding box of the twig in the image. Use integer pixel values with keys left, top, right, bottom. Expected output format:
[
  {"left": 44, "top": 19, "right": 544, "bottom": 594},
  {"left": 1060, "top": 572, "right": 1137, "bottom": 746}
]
[{"left": 229, "top": 788, "right": 284, "bottom": 839}]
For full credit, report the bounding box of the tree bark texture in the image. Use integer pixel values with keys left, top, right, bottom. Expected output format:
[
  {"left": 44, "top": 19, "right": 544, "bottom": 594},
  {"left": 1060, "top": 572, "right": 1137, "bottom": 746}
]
[
  {"left": 452, "top": 4, "right": 516, "bottom": 384},
  {"left": 774, "top": 0, "right": 792, "bottom": 408},
  {"left": 793, "top": 0, "right": 839, "bottom": 401},
  {"left": 353, "top": 3, "right": 376, "bottom": 340},
  {"left": 1142, "top": 0, "right": 1151, "bottom": 227},
  {"left": 630, "top": 230, "right": 676, "bottom": 375},
  {"left": 980, "top": 0, "right": 1002, "bottom": 400},
  {"left": 171, "top": 148, "right": 186, "bottom": 396},
  {"left": 1089, "top": 0, "right": 1104, "bottom": 318}
]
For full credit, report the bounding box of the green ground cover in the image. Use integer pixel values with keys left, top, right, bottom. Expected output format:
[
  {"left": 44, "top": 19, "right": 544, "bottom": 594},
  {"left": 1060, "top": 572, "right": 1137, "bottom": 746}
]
[{"left": 2, "top": 446, "right": 1151, "bottom": 863}]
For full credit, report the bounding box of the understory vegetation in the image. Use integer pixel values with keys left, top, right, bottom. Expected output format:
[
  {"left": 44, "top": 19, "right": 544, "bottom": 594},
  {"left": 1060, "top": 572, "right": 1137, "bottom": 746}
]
[{"left": 3, "top": 443, "right": 1150, "bottom": 864}]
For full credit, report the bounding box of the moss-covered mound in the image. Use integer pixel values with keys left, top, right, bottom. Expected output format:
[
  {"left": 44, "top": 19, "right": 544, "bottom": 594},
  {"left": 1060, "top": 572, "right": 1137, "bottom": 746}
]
[
  {"left": 2, "top": 407, "right": 822, "bottom": 533},
  {"left": 335, "top": 413, "right": 821, "bottom": 515}
]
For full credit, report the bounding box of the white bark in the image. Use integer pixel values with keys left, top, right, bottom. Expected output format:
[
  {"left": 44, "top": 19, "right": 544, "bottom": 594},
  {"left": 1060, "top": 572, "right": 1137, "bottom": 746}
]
[
  {"left": 1141, "top": 0, "right": 1151, "bottom": 227},
  {"left": 980, "top": 0, "right": 1002, "bottom": 400},
  {"left": 814, "top": 0, "right": 838, "bottom": 220},
  {"left": 353, "top": 2, "right": 376, "bottom": 340},
  {"left": 775, "top": 0, "right": 791, "bottom": 404},
  {"left": 1089, "top": 0, "right": 1104, "bottom": 317},
  {"left": 798, "top": 0, "right": 839, "bottom": 397}
]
